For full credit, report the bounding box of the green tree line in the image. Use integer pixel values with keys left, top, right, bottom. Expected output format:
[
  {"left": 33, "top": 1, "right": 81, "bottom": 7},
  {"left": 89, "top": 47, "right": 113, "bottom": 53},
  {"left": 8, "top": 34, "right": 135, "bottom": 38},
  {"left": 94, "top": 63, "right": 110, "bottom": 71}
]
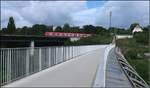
[{"left": 1, "top": 17, "right": 141, "bottom": 36}]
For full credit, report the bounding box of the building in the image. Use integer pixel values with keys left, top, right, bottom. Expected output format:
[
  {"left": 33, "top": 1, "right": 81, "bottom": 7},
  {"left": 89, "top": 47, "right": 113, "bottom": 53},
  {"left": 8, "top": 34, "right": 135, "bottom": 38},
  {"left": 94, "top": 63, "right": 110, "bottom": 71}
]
[
  {"left": 116, "top": 35, "right": 133, "bottom": 39},
  {"left": 48, "top": 25, "right": 53, "bottom": 30},
  {"left": 48, "top": 25, "right": 57, "bottom": 31},
  {"left": 132, "top": 25, "right": 143, "bottom": 34}
]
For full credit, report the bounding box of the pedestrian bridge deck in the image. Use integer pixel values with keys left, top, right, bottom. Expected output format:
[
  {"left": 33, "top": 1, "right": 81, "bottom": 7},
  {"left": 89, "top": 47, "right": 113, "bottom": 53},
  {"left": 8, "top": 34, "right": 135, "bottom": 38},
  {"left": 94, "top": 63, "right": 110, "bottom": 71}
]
[
  {"left": 3, "top": 44, "right": 142, "bottom": 88},
  {"left": 4, "top": 46, "right": 106, "bottom": 87},
  {"left": 106, "top": 48, "right": 132, "bottom": 87}
]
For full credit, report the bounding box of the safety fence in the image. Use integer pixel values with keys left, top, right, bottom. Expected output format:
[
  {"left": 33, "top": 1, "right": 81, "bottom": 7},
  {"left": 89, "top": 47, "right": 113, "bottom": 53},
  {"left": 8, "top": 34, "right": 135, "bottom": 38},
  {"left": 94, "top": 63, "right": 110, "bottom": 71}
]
[
  {"left": 115, "top": 47, "right": 149, "bottom": 88},
  {"left": 0, "top": 45, "right": 104, "bottom": 86}
]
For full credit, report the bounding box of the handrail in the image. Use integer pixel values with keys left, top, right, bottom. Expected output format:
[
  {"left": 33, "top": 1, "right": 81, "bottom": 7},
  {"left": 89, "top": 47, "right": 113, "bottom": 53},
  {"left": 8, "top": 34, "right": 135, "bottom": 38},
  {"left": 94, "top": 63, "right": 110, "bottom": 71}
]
[{"left": 115, "top": 47, "right": 149, "bottom": 88}]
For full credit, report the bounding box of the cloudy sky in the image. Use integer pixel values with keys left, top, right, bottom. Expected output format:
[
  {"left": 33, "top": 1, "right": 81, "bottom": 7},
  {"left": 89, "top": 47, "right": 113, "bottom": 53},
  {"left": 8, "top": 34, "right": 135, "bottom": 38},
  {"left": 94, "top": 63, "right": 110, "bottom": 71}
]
[{"left": 1, "top": 1, "right": 149, "bottom": 29}]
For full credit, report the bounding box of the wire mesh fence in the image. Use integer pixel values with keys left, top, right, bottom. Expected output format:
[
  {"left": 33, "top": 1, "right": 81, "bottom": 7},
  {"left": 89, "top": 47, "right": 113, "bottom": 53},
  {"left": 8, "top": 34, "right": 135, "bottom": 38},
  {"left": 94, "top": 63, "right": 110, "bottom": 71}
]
[{"left": 0, "top": 45, "right": 103, "bottom": 86}]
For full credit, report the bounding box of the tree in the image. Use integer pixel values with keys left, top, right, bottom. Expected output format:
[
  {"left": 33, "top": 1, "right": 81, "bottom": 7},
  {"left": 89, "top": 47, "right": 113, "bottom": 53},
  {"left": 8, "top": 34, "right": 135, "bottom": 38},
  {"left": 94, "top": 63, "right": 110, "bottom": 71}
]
[
  {"left": 83, "top": 25, "right": 95, "bottom": 34},
  {"left": 21, "top": 26, "right": 29, "bottom": 35},
  {"left": 0, "top": 28, "right": 7, "bottom": 35},
  {"left": 7, "top": 16, "right": 16, "bottom": 34},
  {"left": 108, "top": 27, "right": 116, "bottom": 35},
  {"left": 1, "top": 28, "right": 8, "bottom": 33},
  {"left": 63, "top": 23, "right": 70, "bottom": 32},
  {"left": 95, "top": 26, "right": 108, "bottom": 35},
  {"left": 70, "top": 26, "right": 81, "bottom": 33},
  {"left": 55, "top": 26, "right": 63, "bottom": 32},
  {"left": 31, "top": 24, "right": 52, "bottom": 35}
]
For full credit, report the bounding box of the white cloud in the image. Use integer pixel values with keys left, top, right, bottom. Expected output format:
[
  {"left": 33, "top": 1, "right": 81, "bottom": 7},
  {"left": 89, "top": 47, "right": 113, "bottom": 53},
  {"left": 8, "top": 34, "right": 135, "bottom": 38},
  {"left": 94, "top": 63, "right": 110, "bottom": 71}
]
[
  {"left": 1, "top": 1, "right": 149, "bottom": 29},
  {"left": 95, "top": 1, "right": 149, "bottom": 28},
  {"left": 1, "top": 1, "right": 87, "bottom": 28},
  {"left": 1, "top": 8, "right": 32, "bottom": 28},
  {"left": 73, "top": 8, "right": 97, "bottom": 26}
]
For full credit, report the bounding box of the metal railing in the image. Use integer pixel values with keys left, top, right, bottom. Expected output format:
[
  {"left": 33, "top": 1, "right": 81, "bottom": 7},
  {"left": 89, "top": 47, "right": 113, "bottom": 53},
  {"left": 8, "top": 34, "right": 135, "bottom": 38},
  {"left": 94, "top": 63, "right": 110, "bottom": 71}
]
[
  {"left": 115, "top": 47, "right": 149, "bottom": 88},
  {"left": 0, "top": 45, "right": 103, "bottom": 86}
]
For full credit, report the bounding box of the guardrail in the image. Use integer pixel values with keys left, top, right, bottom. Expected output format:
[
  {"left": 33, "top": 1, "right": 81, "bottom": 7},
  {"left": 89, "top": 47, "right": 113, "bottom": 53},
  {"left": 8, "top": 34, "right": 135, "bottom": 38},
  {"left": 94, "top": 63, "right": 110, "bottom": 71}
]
[
  {"left": 0, "top": 45, "right": 104, "bottom": 86},
  {"left": 115, "top": 47, "right": 149, "bottom": 88}
]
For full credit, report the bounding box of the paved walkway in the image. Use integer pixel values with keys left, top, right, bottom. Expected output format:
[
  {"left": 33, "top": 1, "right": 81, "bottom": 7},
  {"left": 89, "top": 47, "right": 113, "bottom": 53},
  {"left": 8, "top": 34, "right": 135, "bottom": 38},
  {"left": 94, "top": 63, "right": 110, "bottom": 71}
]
[
  {"left": 105, "top": 48, "right": 132, "bottom": 87},
  {"left": 4, "top": 46, "right": 107, "bottom": 87}
]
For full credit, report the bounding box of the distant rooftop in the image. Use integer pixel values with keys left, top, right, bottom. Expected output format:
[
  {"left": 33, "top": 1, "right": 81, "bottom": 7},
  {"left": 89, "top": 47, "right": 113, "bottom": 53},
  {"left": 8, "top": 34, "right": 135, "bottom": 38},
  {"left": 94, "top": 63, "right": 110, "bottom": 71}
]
[{"left": 132, "top": 25, "right": 143, "bottom": 34}]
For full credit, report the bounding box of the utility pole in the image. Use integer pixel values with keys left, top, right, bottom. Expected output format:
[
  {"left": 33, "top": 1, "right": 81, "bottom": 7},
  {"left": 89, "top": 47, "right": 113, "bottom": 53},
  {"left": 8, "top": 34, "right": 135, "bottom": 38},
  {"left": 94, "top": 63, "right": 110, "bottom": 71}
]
[
  {"left": 109, "top": 11, "right": 116, "bottom": 44},
  {"left": 109, "top": 11, "right": 112, "bottom": 28}
]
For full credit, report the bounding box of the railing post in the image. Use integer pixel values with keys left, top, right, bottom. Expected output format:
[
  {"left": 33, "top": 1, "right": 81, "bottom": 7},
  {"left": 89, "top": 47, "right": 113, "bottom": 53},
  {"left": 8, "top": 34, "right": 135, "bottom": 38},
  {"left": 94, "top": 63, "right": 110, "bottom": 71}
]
[
  {"left": 72, "top": 46, "right": 73, "bottom": 58},
  {"left": 0, "top": 50, "right": 1, "bottom": 85},
  {"left": 63, "top": 46, "right": 64, "bottom": 62},
  {"left": 7, "top": 49, "right": 11, "bottom": 83},
  {"left": 48, "top": 48, "right": 51, "bottom": 67},
  {"left": 39, "top": 48, "right": 42, "bottom": 71},
  {"left": 26, "top": 49, "right": 29, "bottom": 76},
  {"left": 54, "top": 47, "right": 56, "bottom": 65}
]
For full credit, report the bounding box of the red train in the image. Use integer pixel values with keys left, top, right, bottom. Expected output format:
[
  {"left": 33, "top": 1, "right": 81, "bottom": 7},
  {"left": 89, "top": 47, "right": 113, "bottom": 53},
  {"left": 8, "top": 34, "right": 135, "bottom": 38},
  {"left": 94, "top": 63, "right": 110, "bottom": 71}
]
[{"left": 45, "top": 32, "right": 92, "bottom": 37}]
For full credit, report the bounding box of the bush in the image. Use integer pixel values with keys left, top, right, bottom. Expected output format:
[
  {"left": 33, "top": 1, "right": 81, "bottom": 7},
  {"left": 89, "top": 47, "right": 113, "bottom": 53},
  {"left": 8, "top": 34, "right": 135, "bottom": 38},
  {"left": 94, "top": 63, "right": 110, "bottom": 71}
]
[
  {"left": 70, "top": 35, "right": 112, "bottom": 45},
  {"left": 125, "top": 48, "right": 138, "bottom": 59},
  {"left": 116, "top": 32, "right": 149, "bottom": 85},
  {"left": 127, "top": 58, "right": 150, "bottom": 84},
  {"left": 133, "top": 32, "right": 148, "bottom": 45}
]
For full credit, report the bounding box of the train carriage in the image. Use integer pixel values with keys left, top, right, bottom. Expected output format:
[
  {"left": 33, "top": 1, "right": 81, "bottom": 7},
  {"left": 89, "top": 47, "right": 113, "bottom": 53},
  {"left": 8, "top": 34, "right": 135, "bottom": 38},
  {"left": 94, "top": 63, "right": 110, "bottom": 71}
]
[{"left": 45, "top": 32, "right": 92, "bottom": 38}]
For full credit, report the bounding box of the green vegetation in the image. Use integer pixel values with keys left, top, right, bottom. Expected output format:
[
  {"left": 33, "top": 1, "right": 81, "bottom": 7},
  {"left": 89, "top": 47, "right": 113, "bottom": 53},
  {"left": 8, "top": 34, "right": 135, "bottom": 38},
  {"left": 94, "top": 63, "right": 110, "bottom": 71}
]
[
  {"left": 1, "top": 24, "right": 53, "bottom": 36},
  {"left": 64, "top": 34, "right": 112, "bottom": 46},
  {"left": 109, "top": 27, "right": 130, "bottom": 35},
  {"left": 1, "top": 17, "right": 16, "bottom": 34},
  {"left": 0, "top": 17, "right": 130, "bottom": 36},
  {"left": 116, "top": 25, "right": 149, "bottom": 84}
]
